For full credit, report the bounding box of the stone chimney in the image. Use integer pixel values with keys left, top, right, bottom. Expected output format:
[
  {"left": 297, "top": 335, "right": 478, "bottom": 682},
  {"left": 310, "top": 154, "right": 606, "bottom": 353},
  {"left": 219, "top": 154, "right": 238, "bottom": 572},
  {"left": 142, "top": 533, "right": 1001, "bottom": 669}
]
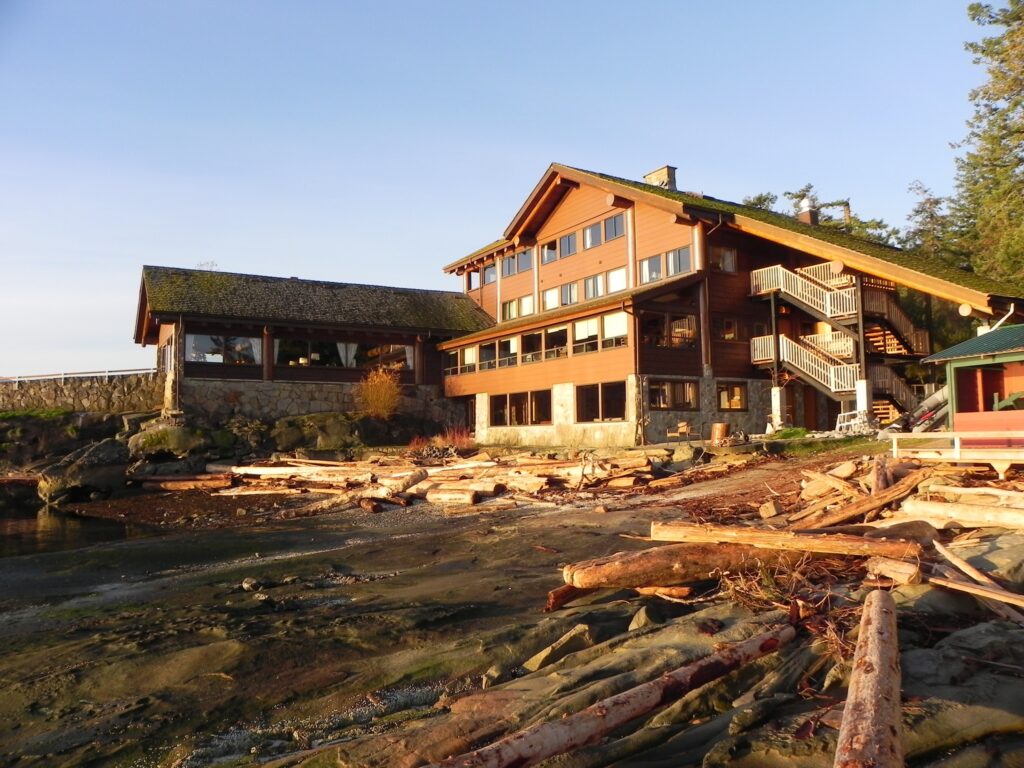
[
  {"left": 643, "top": 165, "right": 677, "bottom": 191},
  {"left": 796, "top": 196, "right": 819, "bottom": 226}
]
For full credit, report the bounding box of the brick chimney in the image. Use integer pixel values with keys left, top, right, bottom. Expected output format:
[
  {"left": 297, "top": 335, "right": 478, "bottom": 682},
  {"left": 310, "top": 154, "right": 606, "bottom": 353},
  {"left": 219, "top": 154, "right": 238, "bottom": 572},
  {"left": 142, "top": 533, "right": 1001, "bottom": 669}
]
[
  {"left": 643, "top": 165, "right": 677, "bottom": 191},
  {"left": 797, "top": 196, "right": 819, "bottom": 226}
]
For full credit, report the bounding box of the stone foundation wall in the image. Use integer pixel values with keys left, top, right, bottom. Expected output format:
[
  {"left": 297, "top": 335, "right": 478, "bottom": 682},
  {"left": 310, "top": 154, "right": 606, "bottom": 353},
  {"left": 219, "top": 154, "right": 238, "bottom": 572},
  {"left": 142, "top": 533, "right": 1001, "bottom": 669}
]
[
  {"left": 642, "top": 376, "right": 772, "bottom": 443},
  {"left": 178, "top": 378, "right": 463, "bottom": 425},
  {"left": 0, "top": 372, "right": 165, "bottom": 414}
]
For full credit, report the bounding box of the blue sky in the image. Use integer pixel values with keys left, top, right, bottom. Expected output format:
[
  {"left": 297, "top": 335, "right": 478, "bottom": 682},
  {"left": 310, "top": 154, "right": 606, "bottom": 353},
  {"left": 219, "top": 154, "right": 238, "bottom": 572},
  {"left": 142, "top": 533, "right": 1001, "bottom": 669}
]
[{"left": 0, "top": 1, "right": 984, "bottom": 375}]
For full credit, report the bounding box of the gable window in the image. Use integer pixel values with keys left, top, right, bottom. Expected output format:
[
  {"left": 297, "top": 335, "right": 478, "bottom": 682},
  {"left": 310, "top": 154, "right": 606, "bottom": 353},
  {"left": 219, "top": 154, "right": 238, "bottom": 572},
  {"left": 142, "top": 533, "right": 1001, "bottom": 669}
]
[
  {"left": 606, "top": 266, "right": 627, "bottom": 293},
  {"left": 501, "top": 299, "right": 518, "bottom": 322},
  {"left": 605, "top": 213, "right": 625, "bottom": 241},
  {"left": 712, "top": 316, "right": 742, "bottom": 342},
  {"left": 498, "top": 337, "right": 518, "bottom": 367},
  {"left": 710, "top": 246, "right": 738, "bottom": 272},
  {"left": 501, "top": 255, "right": 517, "bottom": 277},
  {"left": 717, "top": 382, "right": 747, "bottom": 411},
  {"left": 483, "top": 263, "right": 497, "bottom": 284},
  {"left": 521, "top": 331, "right": 542, "bottom": 363},
  {"left": 573, "top": 318, "right": 599, "bottom": 354},
  {"left": 544, "top": 326, "right": 568, "bottom": 359},
  {"left": 541, "top": 241, "right": 557, "bottom": 264},
  {"left": 583, "top": 222, "right": 602, "bottom": 249},
  {"left": 667, "top": 246, "right": 692, "bottom": 276},
  {"left": 519, "top": 294, "right": 535, "bottom": 316},
  {"left": 517, "top": 250, "right": 533, "bottom": 272},
  {"left": 559, "top": 233, "right": 577, "bottom": 258},
  {"left": 639, "top": 254, "right": 662, "bottom": 284},
  {"left": 584, "top": 274, "right": 604, "bottom": 300},
  {"left": 602, "top": 311, "right": 629, "bottom": 348},
  {"left": 649, "top": 379, "right": 700, "bottom": 410},
  {"left": 542, "top": 287, "right": 559, "bottom": 311},
  {"left": 560, "top": 282, "right": 578, "bottom": 306},
  {"left": 576, "top": 381, "right": 627, "bottom": 422}
]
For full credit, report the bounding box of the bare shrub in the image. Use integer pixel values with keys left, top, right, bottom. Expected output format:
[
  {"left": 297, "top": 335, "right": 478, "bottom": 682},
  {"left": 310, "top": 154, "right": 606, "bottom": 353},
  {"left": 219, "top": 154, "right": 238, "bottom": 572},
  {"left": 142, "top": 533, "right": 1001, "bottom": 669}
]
[
  {"left": 430, "top": 425, "right": 475, "bottom": 451},
  {"left": 356, "top": 367, "right": 401, "bottom": 419}
]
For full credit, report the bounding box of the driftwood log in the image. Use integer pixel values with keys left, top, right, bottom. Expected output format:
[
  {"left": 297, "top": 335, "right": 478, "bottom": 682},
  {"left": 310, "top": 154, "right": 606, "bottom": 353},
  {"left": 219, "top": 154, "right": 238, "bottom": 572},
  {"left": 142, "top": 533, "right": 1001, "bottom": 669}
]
[
  {"left": 834, "top": 590, "right": 903, "bottom": 768},
  {"left": 898, "top": 498, "right": 1024, "bottom": 529},
  {"left": 792, "top": 468, "right": 933, "bottom": 530},
  {"left": 435, "top": 624, "right": 797, "bottom": 768}
]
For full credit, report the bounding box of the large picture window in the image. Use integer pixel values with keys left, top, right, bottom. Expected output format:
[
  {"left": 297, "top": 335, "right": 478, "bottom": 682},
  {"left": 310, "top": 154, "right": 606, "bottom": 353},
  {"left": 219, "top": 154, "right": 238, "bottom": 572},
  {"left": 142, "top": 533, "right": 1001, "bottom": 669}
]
[
  {"left": 187, "top": 334, "right": 262, "bottom": 365},
  {"left": 275, "top": 339, "right": 413, "bottom": 369},
  {"left": 576, "top": 381, "right": 627, "bottom": 422},
  {"left": 601, "top": 311, "right": 629, "bottom": 348},
  {"left": 489, "top": 390, "right": 553, "bottom": 426},
  {"left": 649, "top": 379, "right": 699, "bottom": 410}
]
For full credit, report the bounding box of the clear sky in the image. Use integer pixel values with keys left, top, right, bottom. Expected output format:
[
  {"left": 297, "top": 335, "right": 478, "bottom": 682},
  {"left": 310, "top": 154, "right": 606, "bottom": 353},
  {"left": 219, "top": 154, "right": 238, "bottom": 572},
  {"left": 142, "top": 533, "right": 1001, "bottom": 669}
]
[{"left": 0, "top": 0, "right": 985, "bottom": 375}]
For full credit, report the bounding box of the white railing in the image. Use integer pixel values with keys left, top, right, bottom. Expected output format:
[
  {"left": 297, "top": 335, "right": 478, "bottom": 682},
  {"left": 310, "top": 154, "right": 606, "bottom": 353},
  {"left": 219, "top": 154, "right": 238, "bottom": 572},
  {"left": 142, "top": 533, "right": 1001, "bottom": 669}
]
[
  {"left": 863, "top": 288, "right": 930, "bottom": 355},
  {"left": 750, "top": 335, "right": 858, "bottom": 394},
  {"left": 868, "top": 364, "right": 917, "bottom": 411},
  {"left": 750, "top": 265, "right": 858, "bottom": 319},
  {"left": 795, "top": 262, "right": 855, "bottom": 288},
  {"left": 0, "top": 368, "right": 158, "bottom": 384},
  {"left": 801, "top": 331, "right": 854, "bottom": 361}
]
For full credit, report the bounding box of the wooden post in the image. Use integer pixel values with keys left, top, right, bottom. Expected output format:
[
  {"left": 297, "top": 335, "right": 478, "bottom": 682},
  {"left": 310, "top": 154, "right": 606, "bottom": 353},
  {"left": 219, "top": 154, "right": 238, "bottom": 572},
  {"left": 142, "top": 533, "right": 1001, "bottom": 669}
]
[
  {"left": 834, "top": 589, "right": 903, "bottom": 768},
  {"left": 262, "top": 326, "right": 274, "bottom": 381},
  {"left": 414, "top": 337, "right": 425, "bottom": 385}
]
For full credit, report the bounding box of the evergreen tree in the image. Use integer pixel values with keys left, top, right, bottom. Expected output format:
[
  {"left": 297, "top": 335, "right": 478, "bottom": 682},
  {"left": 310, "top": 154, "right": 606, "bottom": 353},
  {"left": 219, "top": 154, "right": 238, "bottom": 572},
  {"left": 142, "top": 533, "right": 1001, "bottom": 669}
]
[
  {"left": 741, "top": 192, "right": 778, "bottom": 211},
  {"left": 952, "top": 1, "right": 1024, "bottom": 283}
]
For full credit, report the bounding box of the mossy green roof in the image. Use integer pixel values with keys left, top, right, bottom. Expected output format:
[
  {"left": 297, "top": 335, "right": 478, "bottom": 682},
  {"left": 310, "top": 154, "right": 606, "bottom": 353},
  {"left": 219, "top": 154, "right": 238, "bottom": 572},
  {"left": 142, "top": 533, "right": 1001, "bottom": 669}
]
[
  {"left": 141, "top": 266, "right": 494, "bottom": 335},
  {"left": 574, "top": 168, "right": 1024, "bottom": 299},
  {"left": 444, "top": 238, "right": 510, "bottom": 272},
  {"left": 924, "top": 324, "right": 1024, "bottom": 363}
]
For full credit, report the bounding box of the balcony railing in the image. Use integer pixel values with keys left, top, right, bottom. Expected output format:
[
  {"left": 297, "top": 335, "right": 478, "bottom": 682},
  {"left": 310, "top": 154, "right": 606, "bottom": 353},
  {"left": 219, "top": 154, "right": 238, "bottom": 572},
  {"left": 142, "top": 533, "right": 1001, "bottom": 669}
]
[
  {"left": 801, "top": 331, "right": 854, "bottom": 361},
  {"left": 751, "top": 334, "right": 858, "bottom": 394},
  {"left": 751, "top": 265, "right": 858, "bottom": 319},
  {"left": 795, "top": 262, "right": 855, "bottom": 288}
]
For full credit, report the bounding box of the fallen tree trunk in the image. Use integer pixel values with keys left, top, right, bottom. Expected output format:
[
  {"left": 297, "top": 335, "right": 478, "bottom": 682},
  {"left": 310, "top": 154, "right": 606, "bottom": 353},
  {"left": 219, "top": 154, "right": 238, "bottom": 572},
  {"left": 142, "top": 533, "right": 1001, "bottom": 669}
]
[
  {"left": 791, "top": 468, "right": 933, "bottom": 530},
  {"left": 834, "top": 589, "right": 903, "bottom": 768},
  {"left": 377, "top": 468, "right": 428, "bottom": 492},
  {"left": 802, "top": 470, "right": 865, "bottom": 498},
  {"left": 426, "top": 488, "right": 478, "bottom": 505},
  {"left": 434, "top": 624, "right": 797, "bottom": 768},
  {"left": 140, "top": 476, "right": 234, "bottom": 491},
  {"left": 926, "top": 484, "right": 1024, "bottom": 503},
  {"left": 544, "top": 584, "right": 596, "bottom": 612},
  {"left": 563, "top": 543, "right": 811, "bottom": 589},
  {"left": 898, "top": 498, "right": 1024, "bottom": 529},
  {"left": 650, "top": 522, "right": 923, "bottom": 560}
]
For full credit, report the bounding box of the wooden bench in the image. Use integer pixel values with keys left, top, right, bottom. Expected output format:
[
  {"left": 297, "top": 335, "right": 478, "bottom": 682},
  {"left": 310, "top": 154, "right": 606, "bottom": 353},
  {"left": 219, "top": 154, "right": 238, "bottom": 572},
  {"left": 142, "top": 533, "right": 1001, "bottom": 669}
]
[{"left": 666, "top": 420, "right": 701, "bottom": 443}]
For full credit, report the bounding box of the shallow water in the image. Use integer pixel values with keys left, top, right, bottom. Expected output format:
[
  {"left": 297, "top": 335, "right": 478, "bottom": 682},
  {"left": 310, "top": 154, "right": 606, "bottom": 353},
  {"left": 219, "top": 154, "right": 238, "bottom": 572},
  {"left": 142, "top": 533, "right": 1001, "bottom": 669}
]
[{"left": 0, "top": 500, "right": 130, "bottom": 558}]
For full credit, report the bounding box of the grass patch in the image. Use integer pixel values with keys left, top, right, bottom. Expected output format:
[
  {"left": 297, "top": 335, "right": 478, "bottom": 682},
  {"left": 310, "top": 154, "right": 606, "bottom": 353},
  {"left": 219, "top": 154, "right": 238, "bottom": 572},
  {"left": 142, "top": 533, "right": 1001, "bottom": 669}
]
[
  {"left": 773, "top": 427, "right": 809, "bottom": 440},
  {"left": 778, "top": 435, "right": 881, "bottom": 457},
  {"left": 0, "top": 407, "right": 72, "bottom": 421}
]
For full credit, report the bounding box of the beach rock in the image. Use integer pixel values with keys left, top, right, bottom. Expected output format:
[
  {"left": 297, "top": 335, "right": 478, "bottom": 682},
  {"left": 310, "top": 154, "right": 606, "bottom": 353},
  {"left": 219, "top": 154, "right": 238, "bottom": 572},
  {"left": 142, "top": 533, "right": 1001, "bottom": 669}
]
[
  {"left": 127, "top": 424, "right": 209, "bottom": 460},
  {"left": 37, "top": 437, "right": 130, "bottom": 503}
]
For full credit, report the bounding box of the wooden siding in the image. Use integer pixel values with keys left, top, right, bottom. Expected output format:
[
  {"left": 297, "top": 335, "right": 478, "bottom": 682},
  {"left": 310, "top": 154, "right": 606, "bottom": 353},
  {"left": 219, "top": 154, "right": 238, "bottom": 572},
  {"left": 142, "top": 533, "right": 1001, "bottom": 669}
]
[
  {"left": 638, "top": 345, "right": 702, "bottom": 376},
  {"left": 633, "top": 201, "right": 693, "bottom": 263}
]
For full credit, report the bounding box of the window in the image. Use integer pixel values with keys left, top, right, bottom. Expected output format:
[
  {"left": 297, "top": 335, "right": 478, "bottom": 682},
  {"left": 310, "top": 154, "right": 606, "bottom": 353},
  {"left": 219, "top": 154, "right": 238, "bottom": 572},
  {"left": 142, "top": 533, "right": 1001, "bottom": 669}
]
[
  {"left": 602, "top": 311, "right": 629, "bottom": 348},
  {"left": 583, "top": 222, "right": 602, "bottom": 249},
  {"left": 606, "top": 266, "right": 627, "bottom": 293},
  {"left": 639, "top": 254, "right": 662, "bottom": 284},
  {"left": 467, "top": 270, "right": 479, "bottom": 290},
  {"left": 542, "top": 287, "right": 559, "bottom": 311},
  {"left": 444, "top": 350, "right": 458, "bottom": 375},
  {"left": 489, "top": 391, "right": 552, "bottom": 426},
  {"left": 541, "top": 241, "right": 557, "bottom": 264},
  {"left": 186, "top": 334, "right": 261, "bottom": 365},
  {"left": 520, "top": 294, "right": 535, "bottom": 316},
  {"left": 501, "top": 255, "right": 517, "bottom": 277},
  {"left": 577, "top": 381, "right": 627, "bottom": 422},
  {"left": 649, "top": 379, "right": 699, "bottom": 410},
  {"left": 584, "top": 274, "right": 604, "bottom": 300},
  {"left": 501, "top": 299, "right": 518, "bottom": 322},
  {"left": 560, "top": 282, "right": 578, "bottom": 306},
  {"left": 713, "top": 316, "right": 742, "bottom": 341},
  {"left": 459, "top": 346, "right": 477, "bottom": 374},
  {"left": 710, "top": 246, "right": 738, "bottom": 272},
  {"left": 605, "top": 213, "right": 625, "bottom": 240},
  {"left": 752, "top": 321, "right": 768, "bottom": 338},
  {"left": 517, "top": 250, "right": 533, "bottom": 272},
  {"left": 521, "top": 331, "right": 542, "bottom": 363},
  {"left": 479, "top": 341, "right": 497, "bottom": 370},
  {"left": 544, "top": 326, "right": 568, "bottom": 359},
  {"left": 717, "top": 382, "right": 747, "bottom": 411},
  {"left": 559, "top": 233, "right": 577, "bottom": 258},
  {"left": 483, "top": 264, "right": 497, "bottom": 284},
  {"left": 667, "top": 246, "right": 692, "bottom": 276},
  {"left": 498, "top": 337, "right": 518, "bottom": 367},
  {"left": 573, "top": 318, "right": 599, "bottom": 354},
  {"left": 669, "top": 315, "right": 698, "bottom": 346}
]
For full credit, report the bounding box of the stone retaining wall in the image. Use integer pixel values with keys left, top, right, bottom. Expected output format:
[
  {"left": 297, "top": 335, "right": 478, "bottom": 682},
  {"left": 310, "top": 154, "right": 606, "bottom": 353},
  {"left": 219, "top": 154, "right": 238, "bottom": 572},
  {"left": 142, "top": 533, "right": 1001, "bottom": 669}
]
[
  {"left": 178, "top": 378, "right": 463, "bottom": 425},
  {"left": 0, "top": 372, "right": 165, "bottom": 414}
]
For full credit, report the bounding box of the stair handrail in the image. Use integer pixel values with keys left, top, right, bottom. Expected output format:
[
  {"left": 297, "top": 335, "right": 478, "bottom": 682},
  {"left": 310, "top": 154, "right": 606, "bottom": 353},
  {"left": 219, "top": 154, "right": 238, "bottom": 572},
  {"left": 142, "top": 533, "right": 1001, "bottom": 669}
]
[
  {"left": 863, "top": 288, "right": 930, "bottom": 355},
  {"left": 795, "top": 262, "right": 855, "bottom": 289},
  {"left": 868, "top": 364, "right": 918, "bottom": 411},
  {"left": 800, "top": 331, "right": 854, "bottom": 362},
  {"left": 752, "top": 334, "right": 857, "bottom": 393},
  {"left": 751, "top": 265, "right": 859, "bottom": 319}
]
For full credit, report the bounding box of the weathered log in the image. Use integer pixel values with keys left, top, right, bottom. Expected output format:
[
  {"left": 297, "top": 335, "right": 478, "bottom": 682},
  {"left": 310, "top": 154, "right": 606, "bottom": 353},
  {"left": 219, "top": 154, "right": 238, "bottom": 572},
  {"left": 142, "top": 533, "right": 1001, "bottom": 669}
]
[
  {"left": 928, "top": 575, "right": 1024, "bottom": 609},
  {"left": 802, "top": 470, "right": 865, "bottom": 498},
  {"left": 544, "top": 584, "right": 596, "bottom": 612},
  {"left": 216, "top": 486, "right": 304, "bottom": 496},
  {"left": 899, "top": 498, "right": 1024, "bottom": 529},
  {"left": 834, "top": 590, "right": 903, "bottom": 768},
  {"left": 927, "top": 483, "right": 1024, "bottom": 502},
  {"left": 377, "top": 468, "right": 428, "bottom": 491},
  {"left": 650, "top": 522, "right": 923, "bottom": 560},
  {"left": 792, "top": 468, "right": 933, "bottom": 530},
  {"left": 426, "top": 488, "right": 478, "bottom": 505},
  {"left": 788, "top": 492, "right": 845, "bottom": 522},
  {"left": 434, "top": 624, "right": 797, "bottom": 768},
  {"left": 358, "top": 498, "right": 383, "bottom": 514},
  {"left": 140, "top": 475, "right": 234, "bottom": 491},
  {"left": 563, "top": 542, "right": 810, "bottom": 589},
  {"left": 647, "top": 472, "right": 688, "bottom": 490},
  {"left": 865, "top": 556, "right": 921, "bottom": 585},
  {"left": 128, "top": 472, "right": 234, "bottom": 483},
  {"left": 869, "top": 456, "right": 890, "bottom": 496},
  {"left": 930, "top": 563, "right": 1024, "bottom": 623},
  {"left": 633, "top": 585, "right": 696, "bottom": 600}
]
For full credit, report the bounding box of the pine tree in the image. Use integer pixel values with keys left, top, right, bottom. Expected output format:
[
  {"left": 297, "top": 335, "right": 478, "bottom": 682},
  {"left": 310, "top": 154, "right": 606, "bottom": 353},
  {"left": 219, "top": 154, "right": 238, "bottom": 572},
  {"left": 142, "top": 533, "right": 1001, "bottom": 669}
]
[{"left": 953, "top": 1, "right": 1024, "bottom": 282}]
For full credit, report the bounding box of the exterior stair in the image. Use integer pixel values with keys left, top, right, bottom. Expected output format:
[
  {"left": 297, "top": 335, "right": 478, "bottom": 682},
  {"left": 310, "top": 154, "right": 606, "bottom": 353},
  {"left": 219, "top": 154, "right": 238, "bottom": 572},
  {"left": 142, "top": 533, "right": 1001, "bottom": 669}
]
[
  {"left": 751, "top": 334, "right": 859, "bottom": 397},
  {"left": 868, "top": 363, "right": 918, "bottom": 413},
  {"left": 750, "top": 265, "right": 858, "bottom": 322},
  {"left": 862, "top": 287, "right": 930, "bottom": 355}
]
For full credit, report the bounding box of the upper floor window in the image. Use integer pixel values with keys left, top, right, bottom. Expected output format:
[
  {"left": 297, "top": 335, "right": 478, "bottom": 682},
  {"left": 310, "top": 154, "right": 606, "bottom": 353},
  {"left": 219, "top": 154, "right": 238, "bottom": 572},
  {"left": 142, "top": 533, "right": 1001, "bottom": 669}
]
[
  {"left": 669, "top": 315, "right": 698, "bottom": 346},
  {"left": 573, "top": 318, "right": 599, "bottom": 354},
  {"left": 667, "top": 246, "right": 692, "bottom": 276},
  {"left": 560, "top": 282, "right": 578, "bottom": 306},
  {"left": 483, "top": 264, "right": 497, "bottom": 284},
  {"left": 520, "top": 294, "right": 535, "bottom": 316},
  {"left": 605, "top": 213, "right": 625, "bottom": 241},
  {"left": 641, "top": 312, "right": 697, "bottom": 348},
  {"left": 584, "top": 274, "right": 604, "bottom": 300},
  {"left": 542, "top": 287, "right": 559, "bottom": 311},
  {"left": 607, "top": 266, "right": 627, "bottom": 293},
  {"left": 583, "top": 222, "right": 602, "bottom": 249},
  {"left": 601, "top": 311, "right": 629, "bottom": 348},
  {"left": 541, "top": 241, "right": 557, "bottom": 264},
  {"left": 559, "top": 233, "right": 577, "bottom": 258},
  {"left": 710, "top": 246, "right": 738, "bottom": 272},
  {"left": 544, "top": 326, "right": 568, "bottom": 359},
  {"left": 501, "top": 299, "right": 518, "bottom": 322},
  {"left": 501, "top": 255, "right": 517, "bottom": 277},
  {"left": 498, "top": 337, "right": 518, "bottom": 367},
  {"left": 517, "top": 250, "right": 533, "bottom": 272},
  {"left": 522, "top": 331, "right": 542, "bottom": 363},
  {"left": 479, "top": 341, "right": 498, "bottom": 370},
  {"left": 466, "top": 269, "right": 479, "bottom": 290},
  {"left": 712, "top": 316, "right": 742, "bottom": 341},
  {"left": 639, "top": 254, "right": 662, "bottom": 284}
]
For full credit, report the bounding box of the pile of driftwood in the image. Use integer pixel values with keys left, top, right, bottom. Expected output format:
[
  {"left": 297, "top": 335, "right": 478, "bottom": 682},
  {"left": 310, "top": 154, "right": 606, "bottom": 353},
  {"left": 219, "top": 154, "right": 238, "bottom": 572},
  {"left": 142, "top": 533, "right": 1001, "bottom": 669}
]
[{"left": 431, "top": 455, "right": 1024, "bottom": 767}]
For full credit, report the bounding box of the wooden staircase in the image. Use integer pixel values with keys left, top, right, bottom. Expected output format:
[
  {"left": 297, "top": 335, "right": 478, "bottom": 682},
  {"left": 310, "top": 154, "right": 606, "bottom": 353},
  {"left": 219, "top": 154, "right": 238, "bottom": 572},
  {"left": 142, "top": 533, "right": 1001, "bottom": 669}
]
[{"left": 751, "top": 334, "right": 858, "bottom": 397}]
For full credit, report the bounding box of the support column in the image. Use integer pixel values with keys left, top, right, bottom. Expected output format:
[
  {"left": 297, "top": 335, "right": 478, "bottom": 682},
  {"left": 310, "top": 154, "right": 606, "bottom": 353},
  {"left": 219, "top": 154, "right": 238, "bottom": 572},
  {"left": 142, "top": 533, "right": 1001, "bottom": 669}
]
[
  {"left": 626, "top": 206, "right": 637, "bottom": 289},
  {"left": 770, "top": 386, "right": 784, "bottom": 431},
  {"left": 414, "top": 338, "right": 425, "bottom": 385},
  {"left": 855, "top": 378, "right": 871, "bottom": 414},
  {"left": 694, "top": 222, "right": 712, "bottom": 377},
  {"left": 262, "top": 327, "right": 274, "bottom": 381}
]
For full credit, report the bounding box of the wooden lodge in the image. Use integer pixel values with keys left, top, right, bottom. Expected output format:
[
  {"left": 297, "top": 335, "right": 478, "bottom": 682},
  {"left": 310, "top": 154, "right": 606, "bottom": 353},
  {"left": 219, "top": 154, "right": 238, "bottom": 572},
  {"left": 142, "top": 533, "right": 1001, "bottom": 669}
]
[{"left": 439, "top": 163, "right": 1024, "bottom": 446}]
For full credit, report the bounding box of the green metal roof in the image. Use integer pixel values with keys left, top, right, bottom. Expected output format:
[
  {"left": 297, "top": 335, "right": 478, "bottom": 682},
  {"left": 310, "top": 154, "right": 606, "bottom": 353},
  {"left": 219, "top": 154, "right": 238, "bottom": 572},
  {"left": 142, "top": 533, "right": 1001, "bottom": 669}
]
[
  {"left": 140, "top": 266, "right": 494, "bottom": 335},
  {"left": 923, "top": 324, "right": 1024, "bottom": 364}
]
